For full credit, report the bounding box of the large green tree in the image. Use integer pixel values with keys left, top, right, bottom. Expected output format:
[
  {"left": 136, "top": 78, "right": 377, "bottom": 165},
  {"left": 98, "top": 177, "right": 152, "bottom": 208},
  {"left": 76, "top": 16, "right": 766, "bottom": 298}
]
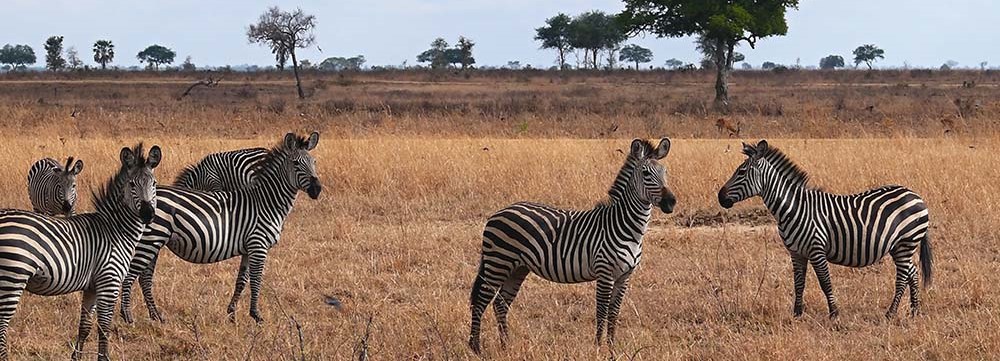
[
  {"left": 619, "top": 44, "right": 653, "bottom": 69},
  {"left": 136, "top": 44, "right": 176, "bottom": 70},
  {"left": 453, "top": 36, "right": 476, "bottom": 69},
  {"left": 0, "top": 44, "right": 37, "bottom": 70},
  {"left": 569, "top": 11, "right": 624, "bottom": 69},
  {"left": 819, "top": 55, "right": 844, "bottom": 69},
  {"left": 319, "top": 55, "right": 365, "bottom": 71},
  {"left": 852, "top": 44, "right": 884, "bottom": 70},
  {"left": 247, "top": 6, "right": 318, "bottom": 99},
  {"left": 417, "top": 38, "right": 451, "bottom": 69},
  {"left": 44, "top": 36, "right": 66, "bottom": 71},
  {"left": 535, "top": 13, "right": 573, "bottom": 69},
  {"left": 620, "top": 0, "right": 799, "bottom": 107},
  {"left": 92, "top": 40, "right": 114, "bottom": 69}
]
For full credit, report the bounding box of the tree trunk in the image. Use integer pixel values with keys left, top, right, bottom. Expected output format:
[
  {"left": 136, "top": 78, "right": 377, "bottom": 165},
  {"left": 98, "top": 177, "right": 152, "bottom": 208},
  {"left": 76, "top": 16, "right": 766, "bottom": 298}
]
[
  {"left": 635, "top": 60, "right": 640, "bottom": 70},
  {"left": 558, "top": 48, "right": 566, "bottom": 70},
  {"left": 290, "top": 48, "right": 304, "bottom": 99},
  {"left": 592, "top": 48, "right": 599, "bottom": 69},
  {"left": 713, "top": 37, "right": 731, "bottom": 110}
]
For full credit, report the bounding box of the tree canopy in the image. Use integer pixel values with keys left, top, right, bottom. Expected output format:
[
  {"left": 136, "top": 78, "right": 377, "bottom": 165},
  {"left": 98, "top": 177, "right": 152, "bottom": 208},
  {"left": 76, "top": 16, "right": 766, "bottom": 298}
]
[
  {"left": 852, "top": 44, "right": 884, "bottom": 69},
  {"left": 620, "top": 0, "right": 800, "bottom": 105},
  {"left": 136, "top": 44, "right": 176, "bottom": 70},
  {"left": 319, "top": 55, "right": 366, "bottom": 71},
  {"left": 619, "top": 44, "right": 653, "bottom": 69},
  {"left": 568, "top": 11, "right": 625, "bottom": 69},
  {"left": 44, "top": 36, "right": 66, "bottom": 71},
  {"left": 0, "top": 44, "right": 37, "bottom": 70},
  {"left": 535, "top": 13, "right": 573, "bottom": 69},
  {"left": 819, "top": 55, "right": 844, "bottom": 69}
]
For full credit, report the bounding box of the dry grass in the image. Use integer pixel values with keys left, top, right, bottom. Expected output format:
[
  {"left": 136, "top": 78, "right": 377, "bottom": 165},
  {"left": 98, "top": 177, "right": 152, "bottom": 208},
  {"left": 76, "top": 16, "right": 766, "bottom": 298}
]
[{"left": 0, "top": 73, "right": 996, "bottom": 360}]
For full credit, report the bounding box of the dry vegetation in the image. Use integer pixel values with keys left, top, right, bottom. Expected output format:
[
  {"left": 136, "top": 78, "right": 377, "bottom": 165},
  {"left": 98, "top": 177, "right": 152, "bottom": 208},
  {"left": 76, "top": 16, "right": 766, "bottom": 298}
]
[{"left": 0, "top": 71, "right": 997, "bottom": 360}]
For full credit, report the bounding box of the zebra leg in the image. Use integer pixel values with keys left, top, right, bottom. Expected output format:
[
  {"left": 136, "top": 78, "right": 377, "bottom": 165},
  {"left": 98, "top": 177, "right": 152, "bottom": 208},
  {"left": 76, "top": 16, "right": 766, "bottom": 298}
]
[
  {"left": 606, "top": 273, "right": 633, "bottom": 348},
  {"left": 247, "top": 250, "right": 269, "bottom": 323},
  {"left": 791, "top": 254, "right": 809, "bottom": 317},
  {"left": 809, "top": 253, "right": 839, "bottom": 319},
  {"left": 227, "top": 255, "right": 251, "bottom": 322},
  {"left": 594, "top": 277, "right": 614, "bottom": 346},
  {"left": 0, "top": 280, "right": 27, "bottom": 361},
  {"left": 71, "top": 288, "right": 98, "bottom": 361},
  {"left": 468, "top": 254, "right": 509, "bottom": 355},
  {"left": 95, "top": 287, "right": 119, "bottom": 361},
  {"left": 493, "top": 265, "right": 529, "bottom": 349},
  {"left": 906, "top": 264, "right": 920, "bottom": 316},
  {"left": 139, "top": 254, "right": 165, "bottom": 322},
  {"left": 120, "top": 239, "right": 166, "bottom": 324},
  {"left": 886, "top": 258, "right": 912, "bottom": 319}
]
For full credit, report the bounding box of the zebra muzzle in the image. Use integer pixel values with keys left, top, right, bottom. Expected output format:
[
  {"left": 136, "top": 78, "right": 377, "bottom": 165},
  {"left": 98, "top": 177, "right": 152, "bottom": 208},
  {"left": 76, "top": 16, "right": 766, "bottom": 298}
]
[
  {"left": 718, "top": 188, "right": 734, "bottom": 209},
  {"left": 139, "top": 202, "right": 155, "bottom": 224},
  {"left": 62, "top": 201, "right": 73, "bottom": 215},
  {"left": 306, "top": 177, "right": 322, "bottom": 199}
]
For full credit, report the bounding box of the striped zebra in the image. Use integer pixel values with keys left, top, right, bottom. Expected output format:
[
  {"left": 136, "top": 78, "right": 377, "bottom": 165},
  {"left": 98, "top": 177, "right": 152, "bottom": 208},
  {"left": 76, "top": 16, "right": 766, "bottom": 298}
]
[
  {"left": 468, "top": 138, "right": 676, "bottom": 354},
  {"left": 718, "top": 140, "right": 932, "bottom": 319},
  {"left": 0, "top": 144, "right": 160, "bottom": 361},
  {"left": 119, "top": 132, "right": 321, "bottom": 324},
  {"left": 27, "top": 157, "right": 84, "bottom": 216},
  {"left": 173, "top": 147, "right": 268, "bottom": 191}
]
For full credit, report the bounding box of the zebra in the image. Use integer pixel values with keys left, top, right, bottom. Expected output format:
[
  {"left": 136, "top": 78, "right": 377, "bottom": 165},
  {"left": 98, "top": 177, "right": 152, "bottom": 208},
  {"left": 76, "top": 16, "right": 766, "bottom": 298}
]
[
  {"left": 0, "top": 144, "right": 160, "bottom": 361},
  {"left": 173, "top": 147, "right": 268, "bottom": 191},
  {"left": 718, "top": 140, "right": 932, "bottom": 319},
  {"left": 119, "top": 132, "right": 322, "bottom": 324},
  {"left": 27, "top": 157, "right": 84, "bottom": 216},
  {"left": 468, "top": 138, "right": 676, "bottom": 354}
]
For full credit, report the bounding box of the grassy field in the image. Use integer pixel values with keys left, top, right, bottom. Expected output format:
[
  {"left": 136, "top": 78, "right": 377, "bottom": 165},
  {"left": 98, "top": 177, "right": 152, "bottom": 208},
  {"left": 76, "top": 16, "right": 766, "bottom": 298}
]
[{"left": 0, "top": 71, "right": 997, "bottom": 360}]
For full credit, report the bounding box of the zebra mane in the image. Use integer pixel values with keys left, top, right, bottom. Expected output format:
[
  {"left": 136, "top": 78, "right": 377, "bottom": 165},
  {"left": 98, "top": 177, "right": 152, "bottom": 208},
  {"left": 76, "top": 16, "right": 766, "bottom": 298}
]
[
  {"left": 172, "top": 164, "right": 198, "bottom": 186},
  {"left": 597, "top": 140, "right": 653, "bottom": 207},
  {"left": 248, "top": 135, "right": 303, "bottom": 182},
  {"left": 756, "top": 144, "right": 811, "bottom": 189},
  {"left": 92, "top": 143, "right": 148, "bottom": 212}
]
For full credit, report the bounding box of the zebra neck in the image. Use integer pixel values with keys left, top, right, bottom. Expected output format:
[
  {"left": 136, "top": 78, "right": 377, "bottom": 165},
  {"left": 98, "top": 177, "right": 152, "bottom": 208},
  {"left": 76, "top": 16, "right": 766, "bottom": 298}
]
[
  {"left": 603, "top": 183, "right": 652, "bottom": 240},
  {"left": 251, "top": 163, "right": 299, "bottom": 212},
  {"left": 758, "top": 169, "right": 808, "bottom": 223}
]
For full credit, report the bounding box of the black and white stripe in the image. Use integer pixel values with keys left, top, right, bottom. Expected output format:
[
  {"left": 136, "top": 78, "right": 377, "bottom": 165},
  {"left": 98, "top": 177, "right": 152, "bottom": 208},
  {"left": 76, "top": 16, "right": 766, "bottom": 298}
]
[
  {"left": 27, "top": 157, "right": 84, "bottom": 216},
  {"left": 718, "top": 140, "right": 932, "bottom": 319},
  {"left": 119, "top": 132, "right": 322, "bottom": 324},
  {"left": 0, "top": 144, "right": 159, "bottom": 361},
  {"left": 468, "top": 138, "right": 676, "bottom": 354},
  {"left": 173, "top": 147, "right": 268, "bottom": 191}
]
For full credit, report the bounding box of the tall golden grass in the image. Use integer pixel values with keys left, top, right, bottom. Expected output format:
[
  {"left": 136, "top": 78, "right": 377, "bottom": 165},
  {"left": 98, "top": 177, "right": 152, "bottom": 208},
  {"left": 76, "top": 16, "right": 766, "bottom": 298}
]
[{"left": 0, "top": 73, "right": 996, "bottom": 359}]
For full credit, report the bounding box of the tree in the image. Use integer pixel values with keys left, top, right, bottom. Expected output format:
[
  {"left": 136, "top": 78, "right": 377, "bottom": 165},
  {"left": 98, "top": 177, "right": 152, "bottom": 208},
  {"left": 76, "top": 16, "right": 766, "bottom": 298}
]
[
  {"left": 92, "top": 40, "right": 114, "bottom": 69},
  {"left": 940, "top": 60, "right": 958, "bottom": 70},
  {"left": 664, "top": 58, "right": 684, "bottom": 69},
  {"left": 819, "top": 55, "right": 844, "bottom": 69},
  {"left": 0, "top": 44, "right": 37, "bottom": 70},
  {"left": 505, "top": 60, "right": 522, "bottom": 70},
  {"left": 417, "top": 38, "right": 451, "bottom": 69},
  {"left": 761, "top": 61, "right": 778, "bottom": 70},
  {"left": 852, "top": 44, "right": 884, "bottom": 70},
  {"left": 136, "top": 45, "right": 176, "bottom": 70},
  {"left": 619, "top": 44, "right": 653, "bottom": 70},
  {"left": 621, "top": 0, "right": 800, "bottom": 107},
  {"left": 454, "top": 36, "right": 476, "bottom": 69},
  {"left": 247, "top": 6, "right": 318, "bottom": 99},
  {"left": 44, "top": 36, "right": 66, "bottom": 71},
  {"left": 694, "top": 34, "right": 744, "bottom": 71},
  {"left": 980, "top": 61, "right": 988, "bottom": 71},
  {"left": 181, "top": 56, "right": 196, "bottom": 71},
  {"left": 740, "top": 62, "right": 752, "bottom": 70},
  {"left": 568, "top": 11, "right": 623, "bottom": 69},
  {"left": 535, "top": 13, "right": 573, "bottom": 69},
  {"left": 299, "top": 59, "right": 312, "bottom": 69},
  {"left": 318, "top": 55, "right": 365, "bottom": 71},
  {"left": 66, "top": 46, "right": 83, "bottom": 69}
]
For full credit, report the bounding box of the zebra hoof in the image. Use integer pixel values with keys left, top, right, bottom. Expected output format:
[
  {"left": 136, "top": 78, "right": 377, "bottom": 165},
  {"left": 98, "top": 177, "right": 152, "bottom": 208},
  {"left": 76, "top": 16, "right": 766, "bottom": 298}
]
[
  {"left": 468, "top": 338, "right": 481, "bottom": 355},
  {"left": 828, "top": 308, "right": 839, "bottom": 320},
  {"left": 120, "top": 310, "right": 134, "bottom": 325},
  {"left": 251, "top": 312, "right": 265, "bottom": 324}
]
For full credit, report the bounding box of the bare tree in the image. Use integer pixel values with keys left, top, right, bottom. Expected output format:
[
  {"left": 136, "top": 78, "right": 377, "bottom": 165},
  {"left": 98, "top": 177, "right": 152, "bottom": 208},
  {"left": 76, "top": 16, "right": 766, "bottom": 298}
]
[{"left": 247, "top": 7, "right": 317, "bottom": 99}]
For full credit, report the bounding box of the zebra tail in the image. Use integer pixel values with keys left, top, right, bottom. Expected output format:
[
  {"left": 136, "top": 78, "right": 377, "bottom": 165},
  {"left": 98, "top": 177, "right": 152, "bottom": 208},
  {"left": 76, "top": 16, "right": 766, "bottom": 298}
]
[{"left": 920, "top": 234, "right": 933, "bottom": 288}]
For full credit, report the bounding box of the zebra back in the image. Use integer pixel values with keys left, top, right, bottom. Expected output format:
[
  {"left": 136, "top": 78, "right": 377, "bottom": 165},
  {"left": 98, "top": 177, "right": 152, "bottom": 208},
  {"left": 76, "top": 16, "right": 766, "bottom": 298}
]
[{"left": 173, "top": 147, "right": 268, "bottom": 192}]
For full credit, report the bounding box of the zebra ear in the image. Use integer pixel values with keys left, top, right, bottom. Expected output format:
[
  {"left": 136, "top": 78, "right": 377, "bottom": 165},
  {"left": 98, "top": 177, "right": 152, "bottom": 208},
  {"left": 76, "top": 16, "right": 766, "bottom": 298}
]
[
  {"left": 630, "top": 139, "right": 646, "bottom": 158},
  {"left": 284, "top": 133, "right": 298, "bottom": 149},
  {"left": 653, "top": 138, "right": 671, "bottom": 159},
  {"left": 305, "top": 131, "right": 319, "bottom": 150},
  {"left": 120, "top": 147, "right": 135, "bottom": 167},
  {"left": 756, "top": 139, "right": 769, "bottom": 152},
  {"left": 70, "top": 159, "right": 84, "bottom": 175},
  {"left": 147, "top": 146, "right": 162, "bottom": 169}
]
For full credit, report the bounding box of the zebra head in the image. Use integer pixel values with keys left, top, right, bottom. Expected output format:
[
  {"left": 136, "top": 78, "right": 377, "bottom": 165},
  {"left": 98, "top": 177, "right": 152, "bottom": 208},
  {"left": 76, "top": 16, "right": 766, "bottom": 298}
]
[
  {"left": 281, "top": 132, "right": 322, "bottom": 199},
  {"left": 119, "top": 144, "right": 162, "bottom": 224},
  {"left": 55, "top": 157, "right": 84, "bottom": 215},
  {"left": 629, "top": 138, "right": 676, "bottom": 213},
  {"left": 718, "top": 140, "right": 769, "bottom": 209}
]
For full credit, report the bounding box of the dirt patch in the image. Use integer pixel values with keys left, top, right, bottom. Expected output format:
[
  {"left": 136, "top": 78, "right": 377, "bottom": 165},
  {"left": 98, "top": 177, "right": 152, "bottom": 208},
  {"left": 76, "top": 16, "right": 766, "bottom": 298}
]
[{"left": 673, "top": 207, "right": 775, "bottom": 228}]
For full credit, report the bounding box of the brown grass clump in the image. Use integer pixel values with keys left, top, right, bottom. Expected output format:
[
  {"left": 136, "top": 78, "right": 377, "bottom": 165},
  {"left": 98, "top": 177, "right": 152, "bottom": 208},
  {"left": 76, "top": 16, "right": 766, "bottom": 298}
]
[{"left": 0, "top": 73, "right": 995, "bottom": 359}]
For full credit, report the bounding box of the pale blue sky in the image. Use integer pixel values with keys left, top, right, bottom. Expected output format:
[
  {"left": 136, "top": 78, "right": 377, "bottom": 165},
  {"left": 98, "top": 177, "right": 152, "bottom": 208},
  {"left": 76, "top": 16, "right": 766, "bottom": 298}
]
[{"left": 4, "top": 0, "right": 997, "bottom": 69}]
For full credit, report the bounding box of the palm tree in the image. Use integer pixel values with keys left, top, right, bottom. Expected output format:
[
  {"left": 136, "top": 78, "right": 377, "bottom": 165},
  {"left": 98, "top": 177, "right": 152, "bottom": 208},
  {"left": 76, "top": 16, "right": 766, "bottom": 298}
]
[{"left": 93, "top": 40, "right": 114, "bottom": 70}]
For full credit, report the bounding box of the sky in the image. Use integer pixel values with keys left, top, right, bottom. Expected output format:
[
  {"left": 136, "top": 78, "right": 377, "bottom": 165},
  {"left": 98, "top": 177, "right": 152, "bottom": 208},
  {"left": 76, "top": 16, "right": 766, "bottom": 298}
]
[{"left": 4, "top": 0, "right": 998, "bottom": 69}]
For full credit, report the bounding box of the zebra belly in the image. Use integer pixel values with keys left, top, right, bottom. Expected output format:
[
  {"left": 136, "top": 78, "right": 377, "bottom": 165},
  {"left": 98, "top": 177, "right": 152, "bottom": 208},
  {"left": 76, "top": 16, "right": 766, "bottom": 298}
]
[{"left": 26, "top": 268, "right": 90, "bottom": 296}]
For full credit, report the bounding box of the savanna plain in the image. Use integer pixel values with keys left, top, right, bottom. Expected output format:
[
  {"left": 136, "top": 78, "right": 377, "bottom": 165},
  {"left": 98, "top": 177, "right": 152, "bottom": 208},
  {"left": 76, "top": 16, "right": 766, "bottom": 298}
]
[{"left": 0, "top": 70, "right": 998, "bottom": 360}]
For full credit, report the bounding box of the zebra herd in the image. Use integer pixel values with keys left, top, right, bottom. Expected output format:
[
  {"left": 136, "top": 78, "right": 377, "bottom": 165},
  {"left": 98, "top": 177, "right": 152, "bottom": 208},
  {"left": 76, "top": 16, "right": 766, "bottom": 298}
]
[{"left": 2, "top": 134, "right": 931, "bottom": 359}]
